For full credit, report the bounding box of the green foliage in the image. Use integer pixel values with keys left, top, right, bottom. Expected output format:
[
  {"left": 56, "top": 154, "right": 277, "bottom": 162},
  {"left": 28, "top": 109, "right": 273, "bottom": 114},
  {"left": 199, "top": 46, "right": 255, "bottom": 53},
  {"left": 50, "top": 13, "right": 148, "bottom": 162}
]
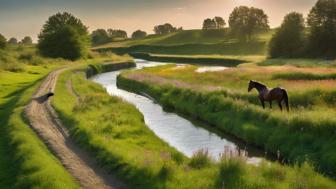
[
  {"left": 189, "top": 149, "right": 213, "bottom": 169},
  {"left": 202, "top": 17, "right": 226, "bottom": 30},
  {"left": 132, "top": 30, "right": 147, "bottom": 39},
  {"left": 20, "top": 36, "right": 33, "bottom": 45},
  {"left": 91, "top": 29, "right": 111, "bottom": 46},
  {"left": 307, "top": 0, "right": 336, "bottom": 58},
  {"left": 39, "top": 26, "right": 88, "bottom": 60},
  {"left": 38, "top": 12, "right": 90, "bottom": 60},
  {"left": 269, "top": 12, "right": 306, "bottom": 58},
  {"left": 8, "top": 37, "right": 18, "bottom": 45},
  {"left": 0, "top": 33, "right": 6, "bottom": 49},
  {"left": 107, "top": 29, "right": 128, "bottom": 39},
  {"left": 154, "top": 23, "right": 178, "bottom": 35},
  {"left": 229, "top": 6, "right": 269, "bottom": 41}
]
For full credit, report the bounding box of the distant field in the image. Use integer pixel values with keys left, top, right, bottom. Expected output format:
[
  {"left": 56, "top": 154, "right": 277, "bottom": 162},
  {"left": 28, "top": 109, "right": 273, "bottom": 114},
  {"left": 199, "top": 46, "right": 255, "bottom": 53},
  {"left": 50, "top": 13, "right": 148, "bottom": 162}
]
[{"left": 94, "top": 29, "right": 274, "bottom": 56}]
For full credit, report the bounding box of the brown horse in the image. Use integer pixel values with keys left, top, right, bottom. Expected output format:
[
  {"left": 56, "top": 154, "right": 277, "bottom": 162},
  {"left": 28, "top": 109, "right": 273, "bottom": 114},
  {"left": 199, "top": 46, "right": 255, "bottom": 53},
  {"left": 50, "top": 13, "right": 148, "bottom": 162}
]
[{"left": 248, "top": 80, "right": 289, "bottom": 111}]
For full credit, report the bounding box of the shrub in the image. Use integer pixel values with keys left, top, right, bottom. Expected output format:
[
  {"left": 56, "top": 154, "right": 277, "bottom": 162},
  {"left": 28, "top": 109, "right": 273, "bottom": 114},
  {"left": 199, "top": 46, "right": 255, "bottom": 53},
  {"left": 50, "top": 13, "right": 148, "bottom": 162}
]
[
  {"left": 188, "top": 149, "right": 212, "bottom": 169},
  {"left": 0, "top": 33, "right": 6, "bottom": 49}
]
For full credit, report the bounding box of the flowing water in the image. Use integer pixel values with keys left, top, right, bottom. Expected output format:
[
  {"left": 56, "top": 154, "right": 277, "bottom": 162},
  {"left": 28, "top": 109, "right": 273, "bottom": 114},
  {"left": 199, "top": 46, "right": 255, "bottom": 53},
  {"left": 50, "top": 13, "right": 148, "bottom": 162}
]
[{"left": 92, "top": 59, "right": 265, "bottom": 164}]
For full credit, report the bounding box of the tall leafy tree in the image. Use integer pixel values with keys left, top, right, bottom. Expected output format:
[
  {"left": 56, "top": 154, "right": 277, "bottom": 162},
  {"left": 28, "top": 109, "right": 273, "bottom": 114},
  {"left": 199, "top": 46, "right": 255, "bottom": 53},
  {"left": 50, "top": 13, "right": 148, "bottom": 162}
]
[
  {"left": 8, "top": 37, "right": 18, "bottom": 44},
  {"left": 307, "top": 0, "right": 336, "bottom": 58},
  {"left": 107, "top": 29, "right": 128, "bottom": 39},
  {"left": 229, "top": 6, "right": 269, "bottom": 41},
  {"left": 202, "top": 18, "right": 216, "bottom": 30},
  {"left": 21, "top": 36, "right": 33, "bottom": 45},
  {"left": 0, "top": 34, "right": 6, "bottom": 49},
  {"left": 203, "top": 17, "right": 226, "bottom": 30},
  {"left": 38, "top": 12, "right": 90, "bottom": 60},
  {"left": 214, "top": 17, "right": 226, "bottom": 29},
  {"left": 91, "top": 29, "right": 111, "bottom": 46},
  {"left": 132, "top": 30, "right": 147, "bottom": 39},
  {"left": 269, "top": 12, "right": 306, "bottom": 58},
  {"left": 154, "top": 23, "right": 177, "bottom": 35}
]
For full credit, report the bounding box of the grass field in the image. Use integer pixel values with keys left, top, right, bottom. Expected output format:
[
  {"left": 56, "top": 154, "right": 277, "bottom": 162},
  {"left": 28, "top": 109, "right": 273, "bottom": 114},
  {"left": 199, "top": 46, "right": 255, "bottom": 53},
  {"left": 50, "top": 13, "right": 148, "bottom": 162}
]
[
  {"left": 0, "top": 48, "right": 80, "bottom": 188},
  {"left": 94, "top": 29, "right": 274, "bottom": 56},
  {"left": 117, "top": 58, "right": 336, "bottom": 178},
  {"left": 0, "top": 45, "right": 131, "bottom": 188}
]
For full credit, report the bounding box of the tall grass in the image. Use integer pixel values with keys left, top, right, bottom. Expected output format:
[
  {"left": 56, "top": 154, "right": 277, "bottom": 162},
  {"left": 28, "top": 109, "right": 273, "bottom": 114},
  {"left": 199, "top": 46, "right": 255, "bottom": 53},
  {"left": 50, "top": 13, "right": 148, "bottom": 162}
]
[{"left": 118, "top": 73, "right": 336, "bottom": 178}]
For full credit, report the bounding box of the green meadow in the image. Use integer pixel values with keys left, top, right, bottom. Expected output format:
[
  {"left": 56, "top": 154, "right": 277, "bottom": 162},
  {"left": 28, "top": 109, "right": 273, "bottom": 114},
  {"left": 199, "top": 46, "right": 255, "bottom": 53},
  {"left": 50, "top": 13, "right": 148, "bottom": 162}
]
[
  {"left": 117, "top": 59, "right": 336, "bottom": 179},
  {"left": 94, "top": 29, "right": 274, "bottom": 56}
]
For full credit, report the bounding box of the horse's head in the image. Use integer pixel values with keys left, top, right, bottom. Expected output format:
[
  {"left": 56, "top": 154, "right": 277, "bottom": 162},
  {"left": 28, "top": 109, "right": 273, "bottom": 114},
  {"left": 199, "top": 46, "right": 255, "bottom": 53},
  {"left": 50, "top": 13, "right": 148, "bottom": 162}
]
[{"left": 248, "top": 80, "right": 254, "bottom": 92}]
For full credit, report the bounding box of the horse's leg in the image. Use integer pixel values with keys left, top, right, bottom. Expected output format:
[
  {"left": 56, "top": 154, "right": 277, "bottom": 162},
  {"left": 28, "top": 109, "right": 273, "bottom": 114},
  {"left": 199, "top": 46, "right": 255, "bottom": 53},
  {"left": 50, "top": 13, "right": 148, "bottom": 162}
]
[
  {"left": 260, "top": 99, "right": 265, "bottom": 109},
  {"left": 278, "top": 101, "right": 283, "bottom": 111},
  {"left": 269, "top": 101, "right": 272, "bottom": 109}
]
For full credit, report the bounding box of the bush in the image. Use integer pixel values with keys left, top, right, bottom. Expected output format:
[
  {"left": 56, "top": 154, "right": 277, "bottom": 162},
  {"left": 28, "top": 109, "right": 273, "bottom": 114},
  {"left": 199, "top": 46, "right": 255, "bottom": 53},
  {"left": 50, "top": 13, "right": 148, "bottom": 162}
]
[
  {"left": 0, "top": 33, "right": 6, "bottom": 49},
  {"left": 38, "top": 12, "right": 90, "bottom": 60},
  {"left": 188, "top": 149, "right": 212, "bottom": 169}
]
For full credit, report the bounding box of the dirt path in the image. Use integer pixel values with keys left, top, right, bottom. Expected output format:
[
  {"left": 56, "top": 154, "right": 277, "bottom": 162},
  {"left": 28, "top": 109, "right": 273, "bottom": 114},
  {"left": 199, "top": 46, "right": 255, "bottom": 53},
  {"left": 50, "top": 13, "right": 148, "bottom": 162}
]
[{"left": 25, "top": 69, "right": 127, "bottom": 189}]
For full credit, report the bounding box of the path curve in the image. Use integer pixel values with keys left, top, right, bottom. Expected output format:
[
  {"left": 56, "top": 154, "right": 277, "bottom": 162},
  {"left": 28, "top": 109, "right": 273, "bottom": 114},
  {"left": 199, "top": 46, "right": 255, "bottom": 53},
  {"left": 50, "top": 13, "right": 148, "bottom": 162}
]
[{"left": 25, "top": 68, "right": 127, "bottom": 189}]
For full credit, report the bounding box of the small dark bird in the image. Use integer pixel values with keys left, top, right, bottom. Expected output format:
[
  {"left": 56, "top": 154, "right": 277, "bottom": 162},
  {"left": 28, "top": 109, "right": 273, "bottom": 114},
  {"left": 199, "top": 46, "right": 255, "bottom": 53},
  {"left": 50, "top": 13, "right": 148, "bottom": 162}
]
[{"left": 46, "top": 92, "right": 54, "bottom": 98}]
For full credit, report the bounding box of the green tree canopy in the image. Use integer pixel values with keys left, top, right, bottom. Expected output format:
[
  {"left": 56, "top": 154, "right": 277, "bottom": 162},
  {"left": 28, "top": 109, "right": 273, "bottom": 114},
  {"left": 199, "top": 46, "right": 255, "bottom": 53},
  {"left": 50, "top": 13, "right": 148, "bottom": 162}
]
[
  {"left": 229, "top": 6, "right": 269, "bottom": 41},
  {"left": 21, "top": 36, "right": 33, "bottom": 45},
  {"left": 0, "top": 34, "right": 6, "bottom": 49},
  {"left": 132, "top": 30, "right": 147, "bottom": 39},
  {"left": 154, "top": 23, "right": 177, "bottom": 35},
  {"left": 91, "top": 29, "right": 111, "bottom": 46},
  {"left": 307, "top": 0, "right": 336, "bottom": 58},
  {"left": 203, "top": 17, "right": 226, "bottom": 30},
  {"left": 269, "top": 12, "right": 306, "bottom": 58},
  {"left": 8, "top": 37, "right": 18, "bottom": 44},
  {"left": 107, "top": 29, "right": 128, "bottom": 39},
  {"left": 38, "top": 12, "right": 90, "bottom": 60},
  {"left": 202, "top": 18, "right": 216, "bottom": 30}
]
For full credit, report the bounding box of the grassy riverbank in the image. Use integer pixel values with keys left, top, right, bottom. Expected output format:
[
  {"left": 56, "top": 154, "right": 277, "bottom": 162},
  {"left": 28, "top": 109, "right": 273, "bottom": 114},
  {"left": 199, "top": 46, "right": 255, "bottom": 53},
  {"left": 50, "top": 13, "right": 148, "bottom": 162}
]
[
  {"left": 117, "top": 60, "right": 336, "bottom": 178},
  {"left": 51, "top": 62, "right": 336, "bottom": 188},
  {"left": 0, "top": 46, "right": 80, "bottom": 188}
]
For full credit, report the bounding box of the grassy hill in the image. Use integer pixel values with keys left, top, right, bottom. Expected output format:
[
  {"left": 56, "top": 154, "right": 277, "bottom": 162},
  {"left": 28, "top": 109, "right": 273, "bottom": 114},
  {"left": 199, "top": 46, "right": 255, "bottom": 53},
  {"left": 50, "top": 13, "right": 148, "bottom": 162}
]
[{"left": 94, "top": 29, "right": 275, "bottom": 56}]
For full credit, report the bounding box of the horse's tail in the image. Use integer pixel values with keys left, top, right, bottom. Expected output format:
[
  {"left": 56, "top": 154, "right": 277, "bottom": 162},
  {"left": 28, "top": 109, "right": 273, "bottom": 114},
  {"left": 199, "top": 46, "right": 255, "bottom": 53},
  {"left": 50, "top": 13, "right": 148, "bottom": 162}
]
[{"left": 282, "top": 89, "right": 289, "bottom": 112}]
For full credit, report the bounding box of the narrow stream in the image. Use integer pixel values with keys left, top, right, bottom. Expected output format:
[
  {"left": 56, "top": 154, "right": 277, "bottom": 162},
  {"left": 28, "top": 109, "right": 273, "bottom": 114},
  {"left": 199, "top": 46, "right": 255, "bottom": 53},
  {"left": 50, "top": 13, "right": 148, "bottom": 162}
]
[{"left": 92, "top": 59, "right": 265, "bottom": 164}]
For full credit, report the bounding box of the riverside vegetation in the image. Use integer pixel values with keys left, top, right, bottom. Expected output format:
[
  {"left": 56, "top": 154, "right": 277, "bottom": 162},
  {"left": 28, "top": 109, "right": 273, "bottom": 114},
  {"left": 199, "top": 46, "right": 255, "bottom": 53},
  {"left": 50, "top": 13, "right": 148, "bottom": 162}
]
[
  {"left": 50, "top": 59, "right": 336, "bottom": 189},
  {"left": 117, "top": 60, "right": 336, "bottom": 180}
]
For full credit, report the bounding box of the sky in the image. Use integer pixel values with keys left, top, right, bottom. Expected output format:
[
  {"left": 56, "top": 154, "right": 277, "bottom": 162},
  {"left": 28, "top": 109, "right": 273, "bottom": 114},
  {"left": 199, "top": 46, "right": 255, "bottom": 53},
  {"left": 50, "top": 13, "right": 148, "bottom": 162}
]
[{"left": 0, "top": 0, "right": 317, "bottom": 42}]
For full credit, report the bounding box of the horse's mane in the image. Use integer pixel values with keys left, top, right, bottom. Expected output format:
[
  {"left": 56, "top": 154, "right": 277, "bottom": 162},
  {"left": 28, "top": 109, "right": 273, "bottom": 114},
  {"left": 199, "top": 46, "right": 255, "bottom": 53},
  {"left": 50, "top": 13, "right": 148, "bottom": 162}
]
[{"left": 253, "top": 81, "right": 267, "bottom": 90}]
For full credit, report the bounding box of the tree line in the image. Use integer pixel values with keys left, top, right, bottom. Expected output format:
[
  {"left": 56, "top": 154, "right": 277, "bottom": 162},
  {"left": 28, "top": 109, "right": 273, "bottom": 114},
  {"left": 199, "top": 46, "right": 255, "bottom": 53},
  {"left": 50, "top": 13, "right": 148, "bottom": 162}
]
[
  {"left": 0, "top": 35, "right": 33, "bottom": 49},
  {"left": 2, "top": 0, "right": 336, "bottom": 61},
  {"left": 269, "top": 0, "right": 336, "bottom": 58}
]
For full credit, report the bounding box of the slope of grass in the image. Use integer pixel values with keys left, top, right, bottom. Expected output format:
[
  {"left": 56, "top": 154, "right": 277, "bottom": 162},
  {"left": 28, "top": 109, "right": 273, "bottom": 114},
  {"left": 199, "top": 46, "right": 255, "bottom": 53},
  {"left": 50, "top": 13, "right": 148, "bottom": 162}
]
[
  {"left": 0, "top": 63, "right": 80, "bottom": 188},
  {"left": 117, "top": 63, "right": 336, "bottom": 178},
  {"left": 51, "top": 64, "right": 336, "bottom": 188},
  {"left": 94, "top": 29, "right": 274, "bottom": 56}
]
